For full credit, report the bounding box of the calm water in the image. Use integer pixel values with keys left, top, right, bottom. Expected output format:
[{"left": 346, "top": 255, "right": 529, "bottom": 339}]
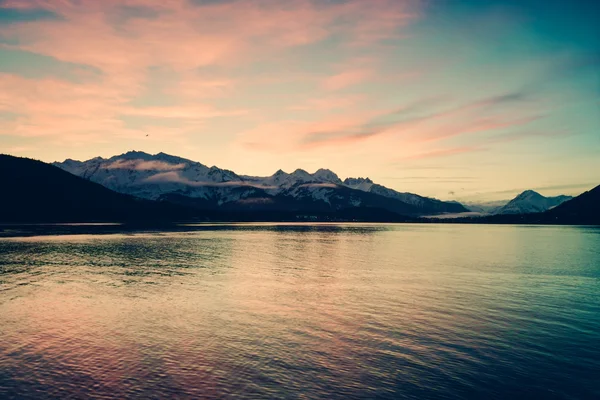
[{"left": 0, "top": 224, "right": 599, "bottom": 399}]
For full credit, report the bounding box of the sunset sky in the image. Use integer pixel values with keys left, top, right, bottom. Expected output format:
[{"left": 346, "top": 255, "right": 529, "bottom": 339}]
[{"left": 1, "top": 0, "right": 598, "bottom": 201}]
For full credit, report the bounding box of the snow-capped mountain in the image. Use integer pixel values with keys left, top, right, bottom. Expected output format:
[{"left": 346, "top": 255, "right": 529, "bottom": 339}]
[
  {"left": 494, "top": 190, "right": 573, "bottom": 215},
  {"left": 242, "top": 168, "right": 343, "bottom": 194},
  {"left": 343, "top": 177, "right": 466, "bottom": 213},
  {"left": 344, "top": 177, "right": 375, "bottom": 192},
  {"left": 53, "top": 151, "right": 467, "bottom": 216}
]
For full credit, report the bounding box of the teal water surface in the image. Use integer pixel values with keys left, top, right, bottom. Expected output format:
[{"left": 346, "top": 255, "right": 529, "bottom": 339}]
[{"left": 1, "top": 224, "right": 599, "bottom": 399}]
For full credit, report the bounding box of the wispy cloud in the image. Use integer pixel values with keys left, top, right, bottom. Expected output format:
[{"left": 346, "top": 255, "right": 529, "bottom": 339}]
[
  {"left": 2, "top": 0, "right": 418, "bottom": 72},
  {"left": 301, "top": 124, "right": 386, "bottom": 148},
  {"left": 489, "top": 183, "right": 598, "bottom": 195},
  {"left": 322, "top": 69, "right": 372, "bottom": 91},
  {"left": 0, "top": 0, "right": 420, "bottom": 149},
  {"left": 235, "top": 87, "right": 551, "bottom": 158},
  {"left": 413, "top": 115, "right": 543, "bottom": 144},
  {"left": 484, "top": 128, "right": 573, "bottom": 144},
  {"left": 293, "top": 91, "right": 540, "bottom": 149},
  {"left": 143, "top": 171, "right": 272, "bottom": 188},
  {"left": 297, "top": 97, "right": 446, "bottom": 147},
  {"left": 289, "top": 95, "right": 365, "bottom": 112},
  {"left": 105, "top": 159, "right": 186, "bottom": 171},
  {"left": 402, "top": 146, "right": 486, "bottom": 160}
]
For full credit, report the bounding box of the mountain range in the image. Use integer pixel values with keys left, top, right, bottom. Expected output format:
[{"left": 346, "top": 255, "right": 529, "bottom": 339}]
[
  {"left": 1, "top": 154, "right": 419, "bottom": 223},
  {"left": 465, "top": 191, "right": 573, "bottom": 215},
  {"left": 53, "top": 151, "right": 467, "bottom": 217},
  {"left": 2, "top": 152, "right": 597, "bottom": 225}
]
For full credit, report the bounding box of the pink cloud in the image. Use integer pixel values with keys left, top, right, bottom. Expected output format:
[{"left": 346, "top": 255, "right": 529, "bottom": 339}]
[
  {"left": 0, "top": 74, "right": 233, "bottom": 143},
  {"left": 411, "top": 115, "right": 542, "bottom": 144},
  {"left": 235, "top": 112, "right": 377, "bottom": 152},
  {"left": 167, "top": 76, "right": 236, "bottom": 101},
  {"left": 403, "top": 146, "right": 486, "bottom": 160},
  {"left": 236, "top": 89, "right": 547, "bottom": 155},
  {"left": 120, "top": 105, "right": 247, "bottom": 119},
  {"left": 289, "top": 95, "right": 365, "bottom": 111},
  {"left": 0, "top": 0, "right": 420, "bottom": 149},
  {"left": 2, "top": 0, "right": 419, "bottom": 75},
  {"left": 322, "top": 69, "right": 373, "bottom": 91}
]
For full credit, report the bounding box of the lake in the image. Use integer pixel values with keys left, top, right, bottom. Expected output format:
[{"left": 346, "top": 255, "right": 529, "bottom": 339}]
[{"left": 1, "top": 224, "right": 599, "bottom": 399}]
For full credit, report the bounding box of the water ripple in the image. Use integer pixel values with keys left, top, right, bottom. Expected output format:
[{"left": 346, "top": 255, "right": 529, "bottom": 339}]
[{"left": 0, "top": 224, "right": 599, "bottom": 399}]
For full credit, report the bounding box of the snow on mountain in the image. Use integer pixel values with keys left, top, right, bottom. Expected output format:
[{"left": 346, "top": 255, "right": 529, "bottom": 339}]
[
  {"left": 53, "top": 151, "right": 467, "bottom": 215},
  {"left": 53, "top": 151, "right": 246, "bottom": 201},
  {"left": 344, "top": 177, "right": 374, "bottom": 192},
  {"left": 242, "top": 168, "right": 343, "bottom": 194},
  {"left": 284, "top": 183, "right": 339, "bottom": 205},
  {"left": 343, "top": 177, "right": 467, "bottom": 213},
  {"left": 495, "top": 190, "right": 573, "bottom": 215},
  {"left": 259, "top": 169, "right": 317, "bottom": 192},
  {"left": 313, "top": 169, "right": 343, "bottom": 185}
]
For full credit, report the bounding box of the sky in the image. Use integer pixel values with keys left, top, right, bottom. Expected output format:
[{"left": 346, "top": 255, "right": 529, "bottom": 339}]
[{"left": 0, "top": 0, "right": 598, "bottom": 201}]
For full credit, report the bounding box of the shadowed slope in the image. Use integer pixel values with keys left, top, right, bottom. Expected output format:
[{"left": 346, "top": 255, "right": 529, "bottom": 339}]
[
  {"left": 543, "top": 185, "right": 600, "bottom": 224},
  {"left": 0, "top": 154, "right": 190, "bottom": 223}
]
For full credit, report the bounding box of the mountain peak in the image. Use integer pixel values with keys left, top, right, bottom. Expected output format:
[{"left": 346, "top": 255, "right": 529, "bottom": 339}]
[
  {"left": 315, "top": 168, "right": 333, "bottom": 174},
  {"left": 343, "top": 177, "right": 375, "bottom": 193},
  {"left": 313, "top": 168, "right": 342, "bottom": 184},
  {"left": 105, "top": 151, "right": 194, "bottom": 167},
  {"left": 518, "top": 189, "right": 541, "bottom": 197},
  {"left": 119, "top": 150, "right": 153, "bottom": 159},
  {"left": 344, "top": 177, "right": 373, "bottom": 185},
  {"left": 496, "top": 189, "right": 572, "bottom": 215},
  {"left": 153, "top": 152, "right": 193, "bottom": 165},
  {"left": 292, "top": 168, "right": 310, "bottom": 176}
]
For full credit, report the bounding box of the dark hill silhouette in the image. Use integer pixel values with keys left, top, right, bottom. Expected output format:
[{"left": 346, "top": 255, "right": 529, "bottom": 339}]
[
  {"left": 543, "top": 185, "right": 600, "bottom": 224},
  {"left": 0, "top": 154, "right": 191, "bottom": 223}
]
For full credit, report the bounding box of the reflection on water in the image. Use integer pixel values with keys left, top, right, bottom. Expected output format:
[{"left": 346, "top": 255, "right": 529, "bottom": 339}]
[{"left": 1, "top": 224, "right": 599, "bottom": 399}]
